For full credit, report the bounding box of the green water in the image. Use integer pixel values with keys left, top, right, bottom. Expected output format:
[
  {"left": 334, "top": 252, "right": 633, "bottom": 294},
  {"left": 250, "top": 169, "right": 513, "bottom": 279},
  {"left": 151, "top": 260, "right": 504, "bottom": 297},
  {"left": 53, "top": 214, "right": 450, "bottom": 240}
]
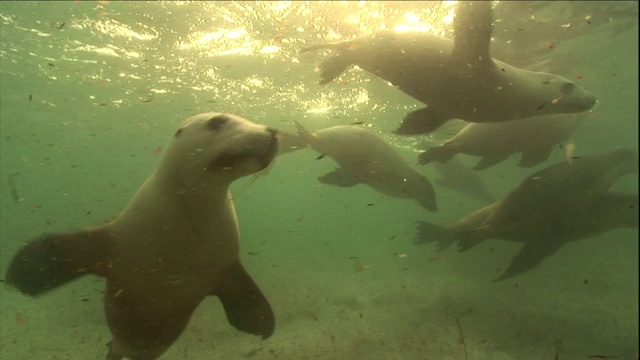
[{"left": 0, "top": 1, "right": 637, "bottom": 359}]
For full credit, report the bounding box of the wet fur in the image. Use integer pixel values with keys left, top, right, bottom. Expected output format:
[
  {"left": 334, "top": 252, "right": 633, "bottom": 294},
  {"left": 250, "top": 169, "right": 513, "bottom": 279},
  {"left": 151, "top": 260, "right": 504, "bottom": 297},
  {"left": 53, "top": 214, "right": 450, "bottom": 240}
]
[{"left": 6, "top": 113, "right": 279, "bottom": 360}]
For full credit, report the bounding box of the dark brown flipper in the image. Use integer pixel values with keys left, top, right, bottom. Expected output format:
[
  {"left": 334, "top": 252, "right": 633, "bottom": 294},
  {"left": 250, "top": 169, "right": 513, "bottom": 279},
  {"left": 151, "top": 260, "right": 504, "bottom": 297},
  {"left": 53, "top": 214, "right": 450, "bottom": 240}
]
[
  {"left": 300, "top": 42, "right": 353, "bottom": 85},
  {"left": 418, "top": 144, "right": 458, "bottom": 165},
  {"left": 414, "top": 176, "right": 438, "bottom": 212},
  {"left": 452, "top": 1, "right": 494, "bottom": 67},
  {"left": 493, "top": 238, "right": 564, "bottom": 282},
  {"left": 316, "top": 54, "right": 352, "bottom": 85},
  {"left": 6, "top": 227, "right": 112, "bottom": 297},
  {"left": 395, "top": 107, "right": 453, "bottom": 135},
  {"left": 212, "top": 262, "right": 275, "bottom": 340},
  {"left": 414, "top": 221, "right": 456, "bottom": 251}
]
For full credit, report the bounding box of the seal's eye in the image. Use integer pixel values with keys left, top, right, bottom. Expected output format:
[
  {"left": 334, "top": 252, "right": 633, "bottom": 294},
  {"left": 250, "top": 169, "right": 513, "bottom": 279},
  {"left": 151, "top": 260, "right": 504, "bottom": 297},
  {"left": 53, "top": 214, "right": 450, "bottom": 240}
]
[
  {"left": 174, "top": 128, "right": 183, "bottom": 138},
  {"left": 206, "top": 115, "right": 229, "bottom": 131},
  {"left": 561, "top": 82, "right": 576, "bottom": 95}
]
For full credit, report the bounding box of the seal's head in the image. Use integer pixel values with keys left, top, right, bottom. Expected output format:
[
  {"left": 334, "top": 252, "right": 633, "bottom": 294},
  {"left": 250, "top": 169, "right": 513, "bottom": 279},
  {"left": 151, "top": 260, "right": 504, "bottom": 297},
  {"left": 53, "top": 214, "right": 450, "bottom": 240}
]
[
  {"left": 160, "top": 112, "right": 279, "bottom": 185},
  {"left": 523, "top": 71, "right": 597, "bottom": 115},
  {"left": 547, "top": 76, "right": 597, "bottom": 113}
]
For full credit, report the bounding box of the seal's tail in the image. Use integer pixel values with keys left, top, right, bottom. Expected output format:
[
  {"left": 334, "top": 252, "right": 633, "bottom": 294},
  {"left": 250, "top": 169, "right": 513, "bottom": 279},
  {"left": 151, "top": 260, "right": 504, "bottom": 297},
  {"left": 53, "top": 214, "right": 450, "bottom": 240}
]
[{"left": 6, "top": 227, "right": 111, "bottom": 297}]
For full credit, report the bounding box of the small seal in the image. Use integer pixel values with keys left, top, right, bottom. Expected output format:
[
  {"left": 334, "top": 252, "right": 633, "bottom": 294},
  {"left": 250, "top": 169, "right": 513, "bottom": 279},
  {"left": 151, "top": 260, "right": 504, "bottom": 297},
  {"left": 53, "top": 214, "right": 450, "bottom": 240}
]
[{"left": 280, "top": 121, "right": 438, "bottom": 212}]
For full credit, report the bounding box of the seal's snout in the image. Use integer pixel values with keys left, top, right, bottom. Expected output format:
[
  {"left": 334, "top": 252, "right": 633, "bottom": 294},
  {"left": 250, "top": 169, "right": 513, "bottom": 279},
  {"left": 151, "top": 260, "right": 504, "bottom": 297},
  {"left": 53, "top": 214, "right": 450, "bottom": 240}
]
[{"left": 585, "top": 93, "right": 597, "bottom": 109}]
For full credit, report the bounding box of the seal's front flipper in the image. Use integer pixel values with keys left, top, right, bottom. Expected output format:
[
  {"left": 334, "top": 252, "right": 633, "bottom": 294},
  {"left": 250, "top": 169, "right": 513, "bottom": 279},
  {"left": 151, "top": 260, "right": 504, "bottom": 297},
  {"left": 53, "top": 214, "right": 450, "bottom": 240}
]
[
  {"left": 452, "top": 1, "right": 494, "bottom": 67},
  {"left": 318, "top": 168, "right": 359, "bottom": 187},
  {"left": 395, "top": 107, "right": 453, "bottom": 135},
  {"left": 212, "top": 262, "right": 275, "bottom": 339},
  {"left": 414, "top": 221, "right": 455, "bottom": 251},
  {"left": 493, "top": 238, "right": 564, "bottom": 282},
  {"left": 414, "top": 176, "right": 438, "bottom": 212},
  {"left": 418, "top": 144, "right": 458, "bottom": 165},
  {"left": 316, "top": 54, "right": 352, "bottom": 85},
  {"left": 472, "top": 153, "right": 510, "bottom": 171},
  {"left": 518, "top": 147, "right": 552, "bottom": 168},
  {"left": 6, "top": 227, "right": 112, "bottom": 297}
]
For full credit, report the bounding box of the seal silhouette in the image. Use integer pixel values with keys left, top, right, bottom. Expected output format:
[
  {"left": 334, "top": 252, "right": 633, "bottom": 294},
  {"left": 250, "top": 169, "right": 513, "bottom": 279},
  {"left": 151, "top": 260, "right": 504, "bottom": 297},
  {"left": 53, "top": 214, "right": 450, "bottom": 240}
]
[
  {"left": 280, "top": 121, "right": 438, "bottom": 212},
  {"left": 6, "top": 112, "right": 279, "bottom": 360},
  {"left": 302, "top": 2, "right": 596, "bottom": 134},
  {"left": 414, "top": 148, "right": 638, "bottom": 281},
  {"left": 432, "top": 158, "right": 495, "bottom": 204},
  {"left": 419, "top": 112, "right": 587, "bottom": 170}
]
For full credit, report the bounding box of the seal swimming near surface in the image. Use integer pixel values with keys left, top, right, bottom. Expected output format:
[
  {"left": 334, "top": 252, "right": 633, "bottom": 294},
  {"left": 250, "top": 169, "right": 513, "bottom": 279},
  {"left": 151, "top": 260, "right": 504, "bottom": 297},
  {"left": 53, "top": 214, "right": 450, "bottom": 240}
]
[
  {"left": 6, "top": 113, "right": 278, "bottom": 360},
  {"left": 419, "top": 112, "right": 587, "bottom": 170},
  {"left": 413, "top": 147, "right": 638, "bottom": 281},
  {"left": 279, "top": 121, "right": 438, "bottom": 212},
  {"left": 301, "top": 1, "right": 596, "bottom": 134}
]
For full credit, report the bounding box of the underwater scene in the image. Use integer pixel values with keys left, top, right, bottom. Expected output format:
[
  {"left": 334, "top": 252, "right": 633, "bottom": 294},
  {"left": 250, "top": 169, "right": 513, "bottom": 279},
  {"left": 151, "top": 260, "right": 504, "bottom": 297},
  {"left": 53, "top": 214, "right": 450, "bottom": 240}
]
[{"left": 0, "top": 1, "right": 638, "bottom": 359}]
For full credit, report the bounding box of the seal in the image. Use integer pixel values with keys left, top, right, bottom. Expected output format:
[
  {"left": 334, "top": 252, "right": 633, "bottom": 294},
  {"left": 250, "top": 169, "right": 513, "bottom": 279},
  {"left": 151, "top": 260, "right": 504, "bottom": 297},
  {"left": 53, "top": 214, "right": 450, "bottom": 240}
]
[
  {"left": 419, "top": 112, "right": 586, "bottom": 170},
  {"left": 413, "top": 148, "right": 638, "bottom": 281},
  {"left": 432, "top": 158, "right": 495, "bottom": 204},
  {"left": 280, "top": 121, "right": 438, "bottom": 212},
  {"left": 301, "top": 2, "right": 596, "bottom": 134},
  {"left": 6, "top": 113, "right": 279, "bottom": 360}
]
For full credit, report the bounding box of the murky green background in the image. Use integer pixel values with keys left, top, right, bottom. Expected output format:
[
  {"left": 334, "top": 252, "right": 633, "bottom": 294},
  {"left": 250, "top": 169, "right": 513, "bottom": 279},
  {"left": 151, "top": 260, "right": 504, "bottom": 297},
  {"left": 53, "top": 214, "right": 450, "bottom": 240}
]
[{"left": 1, "top": 2, "right": 637, "bottom": 359}]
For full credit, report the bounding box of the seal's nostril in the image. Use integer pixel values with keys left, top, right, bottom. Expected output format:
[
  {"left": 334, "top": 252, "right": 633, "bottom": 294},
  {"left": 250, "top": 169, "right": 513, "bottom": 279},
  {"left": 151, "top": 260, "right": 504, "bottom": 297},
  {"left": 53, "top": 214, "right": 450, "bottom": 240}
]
[{"left": 266, "top": 127, "right": 278, "bottom": 135}]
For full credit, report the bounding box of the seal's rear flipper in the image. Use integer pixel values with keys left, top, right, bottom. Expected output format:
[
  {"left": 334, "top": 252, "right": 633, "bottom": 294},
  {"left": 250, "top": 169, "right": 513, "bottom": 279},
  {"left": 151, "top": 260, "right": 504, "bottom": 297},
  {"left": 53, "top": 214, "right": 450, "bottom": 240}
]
[
  {"left": 6, "top": 227, "right": 112, "bottom": 297},
  {"left": 493, "top": 238, "right": 564, "bottom": 282},
  {"left": 395, "top": 107, "right": 453, "bottom": 135},
  {"left": 212, "top": 262, "right": 275, "bottom": 340},
  {"left": 414, "top": 221, "right": 455, "bottom": 251},
  {"left": 518, "top": 147, "right": 552, "bottom": 168}
]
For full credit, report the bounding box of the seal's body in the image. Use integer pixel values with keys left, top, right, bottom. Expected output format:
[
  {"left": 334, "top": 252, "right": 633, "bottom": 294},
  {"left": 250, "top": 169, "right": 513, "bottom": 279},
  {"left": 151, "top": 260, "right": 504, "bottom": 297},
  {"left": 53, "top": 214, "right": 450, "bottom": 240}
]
[
  {"left": 282, "top": 122, "right": 438, "bottom": 212},
  {"left": 302, "top": 2, "right": 596, "bottom": 134},
  {"left": 414, "top": 148, "right": 638, "bottom": 281},
  {"left": 7, "top": 113, "right": 279, "bottom": 360},
  {"left": 419, "top": 113, "right": 586, "bottom": 170}
]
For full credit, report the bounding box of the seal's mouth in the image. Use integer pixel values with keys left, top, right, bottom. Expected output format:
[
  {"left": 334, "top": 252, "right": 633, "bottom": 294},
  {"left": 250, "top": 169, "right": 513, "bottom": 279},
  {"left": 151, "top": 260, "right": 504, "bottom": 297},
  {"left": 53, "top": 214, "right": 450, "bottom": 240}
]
[
  {"left": 214, "top": 131, "right": 279, "bottom": 172},
  {"left": 257, "top": 135, "right": 279, "bottom": 170}
]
